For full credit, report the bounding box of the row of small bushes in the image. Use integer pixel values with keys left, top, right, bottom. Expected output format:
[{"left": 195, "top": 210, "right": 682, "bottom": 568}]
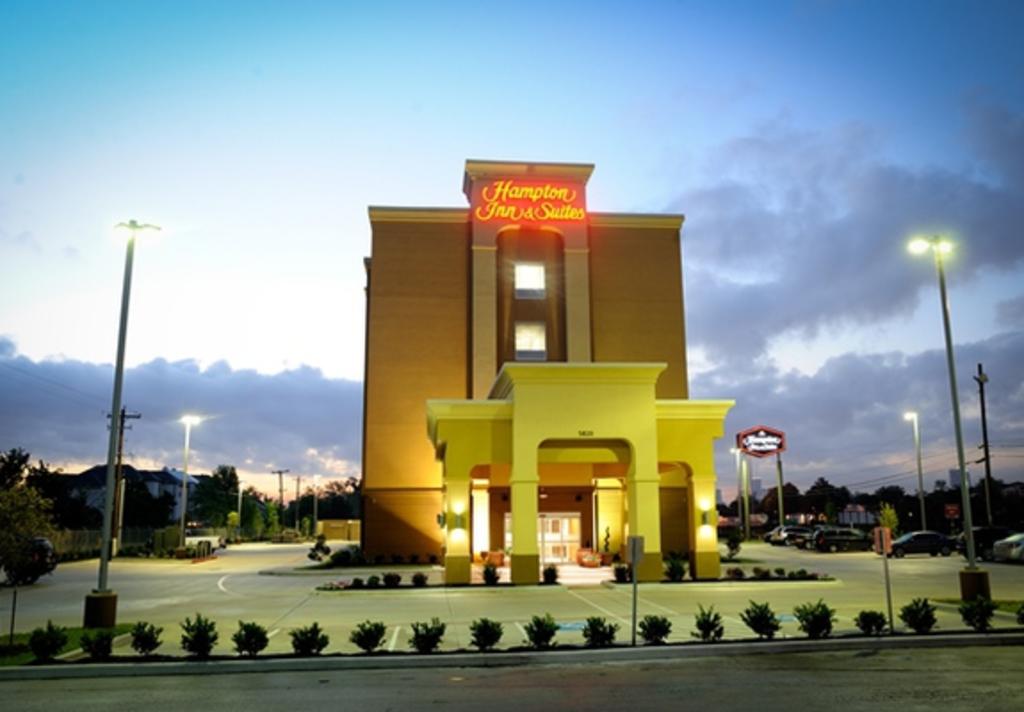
[
  {"left": 27, "top": 598, "right": 1020, "bottom": 662},
  {"left": 317, "top": 571, "right": 431, "bottom": 591},
  {"left": 325, "top": 547, "right": 440, "bottom": 568}
]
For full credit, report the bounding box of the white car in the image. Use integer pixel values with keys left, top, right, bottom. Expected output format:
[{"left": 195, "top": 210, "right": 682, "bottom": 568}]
[{"left": 992, "top": 533, "right": 1024, "bottom": 563}]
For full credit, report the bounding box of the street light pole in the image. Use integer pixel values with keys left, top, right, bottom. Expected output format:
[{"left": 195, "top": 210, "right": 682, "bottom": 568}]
[
  {"left": 904, "top": 412, "right": 926, "bottom": 529},
  {"left": 909, "top": 235, "right": 989, "bottom": 599},
  {"left": 179, "top": 415, "right": 202, "bottom": 547},
  {"left": 237, "top": 481, "right": 245, "bottom": 541},
  {"left": 313, "top": 474, "right": 320, "bottom": 538},
  {"left": 85, "top": 220, "right": 160, "bottom": 629}
]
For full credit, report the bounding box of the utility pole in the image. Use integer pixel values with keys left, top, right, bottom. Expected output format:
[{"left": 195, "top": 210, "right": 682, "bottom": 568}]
[
  {"left": 973, "top": 363, "right": 994, "bottom": 525},
  {"left": 107, "top": 407, "right": 141, "bottom": 556},
  {"left": 294, "top": 474, "right": 302, "bottom": 534},
  {"left": 271, "top": 468, "right": 289, "bottom": 515},
  {"left": 775, "top": 452, "right": 786, "bottom": 527}
]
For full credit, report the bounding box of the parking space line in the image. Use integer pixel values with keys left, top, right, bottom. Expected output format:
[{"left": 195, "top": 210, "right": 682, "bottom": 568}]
[
  {"left": 387, "top": 625, "right": 401, "bottom": 652},
  {"left": 267, "top": 628, "right": 280, "bottom": 638},
  {"left": 565, "top": 588, "right": 630, "bottom": 625}
]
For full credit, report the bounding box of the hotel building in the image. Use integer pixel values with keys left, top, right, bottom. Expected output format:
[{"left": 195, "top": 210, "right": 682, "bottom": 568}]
[{"left": 361, "top": 159, "right": 732, "bottom": 584}]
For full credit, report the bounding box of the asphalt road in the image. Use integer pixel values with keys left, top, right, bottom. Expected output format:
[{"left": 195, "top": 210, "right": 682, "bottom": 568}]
[
  {"left": 2, "top": 647, "right": 1022, "bottom": 712},
  {"left": 2, "top": 541, "right": 1022, "bottom": 656}
]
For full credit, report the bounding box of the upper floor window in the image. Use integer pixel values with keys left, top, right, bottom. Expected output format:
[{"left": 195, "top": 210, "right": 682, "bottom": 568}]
[
  {"left": 515, "top": 322, "right": 547, "bottom": 361},
  {"left": 514, "top": 263, "right": 546, "bottom": 299}
]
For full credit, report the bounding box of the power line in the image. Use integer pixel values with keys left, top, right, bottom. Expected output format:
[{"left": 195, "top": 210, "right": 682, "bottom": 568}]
[{"left": 0, "top": 360, "right": 107, "bottom": 405}]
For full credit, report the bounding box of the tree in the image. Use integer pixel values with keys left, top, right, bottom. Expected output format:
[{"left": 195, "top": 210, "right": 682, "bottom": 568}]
[
  {"left": 23, "top": 460, "right": 101, "bottom": 530},
  {"left": 265, "top": 501, "right": 281, "bottom": 537},
  {"left": 192, "top": 465, "right": 240, "bottom": 527},
  {"left": 0, "top": 485, "right": 55, "bottom": 582},
  {"left": 878, "top": 503, "right": 899, "bottom": 534},
  {"left": 0, "top": 448, "right": 31, "bottom": 489},
  {"left": 122, "top": 479, "right": 174, "bottom": 528}
]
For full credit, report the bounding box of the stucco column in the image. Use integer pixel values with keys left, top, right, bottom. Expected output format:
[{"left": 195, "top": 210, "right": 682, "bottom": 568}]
[
  {"left": 687, "top": 447, "right": 721, "bottom": 580},
  {"left": 471, "top": 245, "right": 497, "bottom": 399},
  {"left": 443, "top": 453, "right": 473, "bottom": 585},
  {"left": 509, "top": 444, "right": 539, "bottom": 585},
  {"left": 626, "top": 444, "right": 663, "bottom": 582}
]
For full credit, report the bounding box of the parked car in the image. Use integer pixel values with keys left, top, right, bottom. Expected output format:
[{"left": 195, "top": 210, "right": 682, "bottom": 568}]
[
  {"left": 812, "top": 527, "right": 872, "bottom": 552},
  {"left": 769, "top": 526, "right": 813, "bottom": 547},
  {"left": 956, "top": 526, "right": 1015, "bottom": 561},
  {"left": 763, "top": 526, "right": 783, "bottom": 543},
  {"left": 3, "top": 537, "right": 58, "bottom": 585},
  {"left": 992, "top": 533, "right": 1024, "bottom": 563},
  {"left": 889, "top": 531, "right": 956, "bottom": 558}
]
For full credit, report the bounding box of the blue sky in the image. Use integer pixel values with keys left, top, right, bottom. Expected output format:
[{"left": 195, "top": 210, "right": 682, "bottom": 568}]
[{"left": 2, "top": 0, "right": 1023, "bottom": 497}]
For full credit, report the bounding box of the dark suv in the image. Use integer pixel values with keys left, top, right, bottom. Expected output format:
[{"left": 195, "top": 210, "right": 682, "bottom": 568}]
[
  {"left": 889, "top": 531, "right": 955, "bottom": 558},
  {"left": 3, "top": 537, "right": 58, "bottom": 585},
  {"left": 812, "top": 527, "right": 872, "bottom": 552},
  {"left": 957, "top": 527, "right": 1015, "bottom": 561}
]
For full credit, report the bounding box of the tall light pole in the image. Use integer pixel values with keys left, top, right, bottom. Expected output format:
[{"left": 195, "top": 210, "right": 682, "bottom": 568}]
[
  {"left": 84, "top": 219, "right": 160, "bottom": 629},
  {"left": 179, "top": 415, "right": 202, "bottom": 546},
  {"left": 904, "top": 411, "right": 927, "bottom": 529},
  {"left": 237, "top": 480, "right": 245, "bottom": 541},
  {"left": 730, "top": 448, "right": 743, "bottom": 536},
  {"left": 908, "top": 235, "right": 989, "bottom": 599},
  {"left": 294, "top": 474, "right": 303, "bottom": 534}
]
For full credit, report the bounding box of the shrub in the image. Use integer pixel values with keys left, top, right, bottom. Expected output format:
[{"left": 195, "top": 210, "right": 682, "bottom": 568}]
[
  {"left": 613, "top": 564, "right": 631, "bottom": 583},
  {"left": 899, "top": 598, "right": 937, "bottom": 634},
  {"left": 483, "top": 562, "right": 500, "bottom": 586},
  {"left": 638, "top": 615, "right": 672, "bottom": 645},
  {"left": 740, "top": 601, "right": 780, "bottom": 640},
  {"left": 28, "top": 622, "right": 67, "bottom": 663},
  {"left": 542, "top": 565, "right": 559, "bottom": 585},
  {"left": 80, "top": 629, "right": 114, "bottom": 660},
  {"left": 751, "top": 567, "right": 771, "bottom": 580},
  {"left": 409, "top": 618, "right": 446, "bottom": 654},
  {"left": 725, "top": 567, "right": 745, "bottom": 580},
  {"left": 794, "top": 600, "right": 836, "bottom": 639},
  {"left": 959, "top": 597, "right": 997, "bottom": 633},
  {"left": 692, "top": 605, "right": 724, "bottom": 642},
  {"left": 854, "top": 610, "right": 888, "bottom": 636},
  {"left": 181, "top": 613, "right": 219, "bottom": 658},
  {"left": 29, "top": 621, "right": 68, "bottom": 662},
  {"left": 1018, "top": 603, "right": 1024, "bottom": 626},
  {"left": 412, "top": 572, "right": 428, "bottom": 587},
  {"left": 232, "top": 621, "right": 269, "bottom": 657},
  {"left": 724, "top": 529, "right": 742, "bottom": 561},
  {"left": 773, "top": 567, "right": 786, "bottom": 578},
  {"left": 429, "top": 554, "right": 439, "bottom": 565},
  {"left": 366, "top": 575, "right": 381, "bottom": 589},
  {"left": 329, "top": 549, "right": 352, "bottom": 567},
  {"left": 524, "top": 613, "right": 558, "bottom": 649},
  {"left": 290, "top": 622, "right": 329, "bottom": 656},
  {"left": 409, "top": 554, "right": 420, "bottom": 564},
  {"left": 383, "top": 572, "right": 402, "bottom": 588},
  {"left": 348, "top": 577, "right": 365, "bottom": 589},
  {"left": 470, "top": 618, "right": 503, "bottom": 651},
  {"left": 390, "top": 554, "right": 404, "bottom": 564},
  {"left": 130, "top": 622, "right": 163, "bottom": 656},
  {"left": 349, "top": 620, "right": 387, "bottom": 653},
  {"left": 664, "top": 558, "right": 686, "bottom": 582},
  {"left": 582, "top": 617, "right": 618, "bottom": 648}
]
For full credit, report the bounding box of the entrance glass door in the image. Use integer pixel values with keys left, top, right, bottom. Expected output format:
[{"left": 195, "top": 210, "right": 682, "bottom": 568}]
[{"left": 504, "top": 512, "right": 581, "bottom": 564}]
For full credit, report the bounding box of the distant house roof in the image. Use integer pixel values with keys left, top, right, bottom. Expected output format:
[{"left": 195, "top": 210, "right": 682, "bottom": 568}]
[{"left": 72, "top": 465, "right": 206, "bottom": 488}]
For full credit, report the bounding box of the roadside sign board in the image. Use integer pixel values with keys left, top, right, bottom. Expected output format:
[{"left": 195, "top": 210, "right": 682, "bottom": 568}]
[
  {"left": 736, "top": 425, "right": 786, "bottom": 458},
  {"left": 944, "top": 504, "right": 960, "bottom": 520},
  {"left": 873, "top": 526, "right": 892, "bottom": 555}
]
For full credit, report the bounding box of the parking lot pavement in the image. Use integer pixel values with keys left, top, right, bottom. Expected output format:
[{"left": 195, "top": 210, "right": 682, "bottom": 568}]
[{"left": 3, "top": 540, "right": 1022, "bottom": 657}]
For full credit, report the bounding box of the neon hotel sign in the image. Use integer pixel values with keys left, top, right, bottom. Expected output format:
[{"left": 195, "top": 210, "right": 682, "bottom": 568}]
[{"left": 474, "top": 179, "right": 586, "bottom": 223}]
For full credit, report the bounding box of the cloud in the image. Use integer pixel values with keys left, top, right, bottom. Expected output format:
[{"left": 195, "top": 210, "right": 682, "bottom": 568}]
[
  {"left": 0, "top": 337, "right": 362, "bottom": 491},
  {"left": 697, "top": 330, "right": 1024, "bottom": 493},
  {"left": 676, "top": 101, "right": 1024, "bottom": 366},
  {"left": 996, "top": 294, "right": 1024, "bottom": 329}
]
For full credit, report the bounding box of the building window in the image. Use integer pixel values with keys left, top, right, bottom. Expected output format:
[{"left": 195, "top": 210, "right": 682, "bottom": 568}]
[
  {"left": 514, "top": 263, "right": 545, "bottom": 299},
  {"left": 515, "top": 322, "right": 546, "bottom": 361}
]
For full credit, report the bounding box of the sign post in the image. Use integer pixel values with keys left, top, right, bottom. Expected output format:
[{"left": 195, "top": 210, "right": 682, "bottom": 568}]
[
  {"left": 874, "top": 527, "right": 895, "bottom": 634},
  {"left": 627, "top": 535, "right": 644, "bottom": 647},
  {"left": 737, "top": 426, "right": 787, "bottom": 526}
]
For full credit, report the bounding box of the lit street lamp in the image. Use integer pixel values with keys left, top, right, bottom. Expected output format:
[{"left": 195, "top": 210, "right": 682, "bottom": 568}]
[
  {"left": 908, "top": 235, "right": 989, "bottom": 599},
  {"left": 236, "top": 480, "right": 245, "bottom": 541},
  {"left": 903, "top": 412, "right": 926, "bottom": 530},
  {"left": 179, "top": 415, "right": 203, "bottom": 546},
  {"left": 84, "top": 220, "right": 161, "bottom": 629}
]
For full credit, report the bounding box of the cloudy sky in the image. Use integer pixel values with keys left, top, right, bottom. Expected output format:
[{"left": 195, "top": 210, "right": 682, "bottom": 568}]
[{"left": 1, "top": 0, "right": 1022, "bottom": 499}]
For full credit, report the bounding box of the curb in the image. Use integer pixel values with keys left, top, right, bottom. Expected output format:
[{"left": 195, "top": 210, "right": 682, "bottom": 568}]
[{"left": 3, "top": 631, "right": 1021, "bottom": 682}]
